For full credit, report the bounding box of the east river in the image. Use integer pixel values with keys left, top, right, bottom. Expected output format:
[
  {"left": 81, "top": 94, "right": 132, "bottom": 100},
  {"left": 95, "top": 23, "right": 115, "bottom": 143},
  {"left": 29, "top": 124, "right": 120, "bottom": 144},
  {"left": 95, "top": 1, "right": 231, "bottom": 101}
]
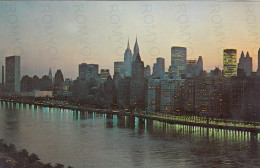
[{"left": 0, "top": 101, "right": 260, "bottom": 168}]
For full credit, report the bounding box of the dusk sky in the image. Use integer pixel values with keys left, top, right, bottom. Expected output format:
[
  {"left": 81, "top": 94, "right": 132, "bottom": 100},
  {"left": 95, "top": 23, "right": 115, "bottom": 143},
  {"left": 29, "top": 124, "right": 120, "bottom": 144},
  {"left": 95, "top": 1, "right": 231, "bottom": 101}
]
[{"left": 0, "top": 1, "right": 260, "bottom": 79}]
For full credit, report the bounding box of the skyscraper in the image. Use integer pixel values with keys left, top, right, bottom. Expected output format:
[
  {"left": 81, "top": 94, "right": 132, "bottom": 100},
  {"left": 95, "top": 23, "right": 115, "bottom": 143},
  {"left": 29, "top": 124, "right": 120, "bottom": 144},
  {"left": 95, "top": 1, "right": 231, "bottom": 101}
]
[
  {"left": 186, "top": 60, "right": 197, "bottom": 77},
  {"left": 86, "top": 64, "right": 99, "bottom": 81},
  {"left": 132, "top": 37, "right": 139, "bottom": 62},
  {"left": 5, "top": 56, "right": 20, "bottom": 92},
  {"left": 153, "top": 57, "right": 165, "bottom": 77},
  {"left": 223, "top": 49, "right": 237, "bottom": 77},
  {"left": 130, "top": 52, "right": 145, "bottom": 108},
  {"left": 48, "top": 68, "right": 52, "bottom": 79},
  {"left": 79, "top": 63, "right": 88, "bottom": 80},
  {"left": 257, "top": 48, "right": 260, "bottom": 76},
  {"left": 170, "top": 46, "right": 187, "bottom": 75},
  {"left": 124, "top": 39, "right": 132, "bottom": 77},
  {"left": 238, "top": 51, "right": 252, "bottom": 76},
  {"left": 2, "top": 66, "right": 4, "bottom": 84},
  {"left": 100, "top": 69, "right": 110, "bottom": 84},
  {"left": 114, "top": 62, "right": 125, "bottom": 78},
  {"left": 144, "top": 65, "right": 151, "bottom": 78},
  {"left": 196, "top": 56, "right": 203, "bottom": 75},
  {"left": 147, "top": 78, "right": 161, "bottom": 113}
]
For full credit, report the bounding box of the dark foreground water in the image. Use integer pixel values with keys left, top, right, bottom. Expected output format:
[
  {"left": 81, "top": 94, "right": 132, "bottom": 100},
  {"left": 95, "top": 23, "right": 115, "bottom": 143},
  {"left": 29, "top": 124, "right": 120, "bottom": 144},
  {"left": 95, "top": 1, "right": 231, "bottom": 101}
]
[{"left": 0, "top": 101, "right": 260, "bottom": 168}]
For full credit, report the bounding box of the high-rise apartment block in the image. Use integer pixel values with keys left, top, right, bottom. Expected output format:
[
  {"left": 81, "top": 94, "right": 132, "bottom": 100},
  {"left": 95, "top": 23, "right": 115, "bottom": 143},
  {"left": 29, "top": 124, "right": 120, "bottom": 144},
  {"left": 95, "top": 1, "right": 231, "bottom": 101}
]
[{"left": 5, "top": 56, "right": 20, "bottom": 92}]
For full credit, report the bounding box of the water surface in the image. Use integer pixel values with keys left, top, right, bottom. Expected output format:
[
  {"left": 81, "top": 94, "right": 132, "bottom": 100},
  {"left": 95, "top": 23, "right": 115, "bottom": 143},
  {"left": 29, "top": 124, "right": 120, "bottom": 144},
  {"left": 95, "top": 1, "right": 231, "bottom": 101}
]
[{"left": 0, "top": 101, "right": 259, "bottom": 168}]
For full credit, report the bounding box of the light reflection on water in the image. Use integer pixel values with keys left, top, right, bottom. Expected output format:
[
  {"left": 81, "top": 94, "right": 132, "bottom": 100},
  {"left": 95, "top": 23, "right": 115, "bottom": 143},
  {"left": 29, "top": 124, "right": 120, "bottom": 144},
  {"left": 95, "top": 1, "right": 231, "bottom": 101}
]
[{"left": 0, "top": 101, "right": 259, "bottom": 168}]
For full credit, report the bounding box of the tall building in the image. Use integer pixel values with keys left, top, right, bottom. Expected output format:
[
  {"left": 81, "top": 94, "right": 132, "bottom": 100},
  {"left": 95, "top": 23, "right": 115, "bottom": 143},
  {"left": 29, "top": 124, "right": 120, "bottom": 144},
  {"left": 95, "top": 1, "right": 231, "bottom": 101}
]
[
  {"left": 132, "top": 37, "right": 139, "bottom": 62},
  {"left": 130, "top": 52, "right": 145, "bottom": 108},
  {"left": 5, "top": 56, "right": 20, "bottom": 92},
  {"left": 114, "top": 62, "right": 125, "bottom": 78},
  {"left": 170, "top": 46, "right": 187, "bottom": 75},
  {"left": 147, "top": 78, "right": 161, "bottom": 113},
  {"left": 144, "top": 65, "right": 151, "bottom": 78},
  {"left": 196, "top": 56, "right": 203, "bottom": 75},
  {"left": 238, "top": 51, "right": 252, "bottom": 76},
  {"left": 79, "top": 63, "right": 88, "bottom": 80},
  {"left": 153, "top": 57, "right": 165, "bottom": 77},
  {"left": 99, "top": 69, "right": 110, "bottom": 84},
  {"left": 124, "top": 39, "right": 132, "bottom": 77},
  {"left": 53, "top": 69, "right": 64, "bottom": 93},
  {"left": 2, "top": 66, "right": 4, "bottom": 84},
  {"left": 86, "top": 64, "right": 99, "bottom": 80},
  {"left": 48, "top": 68, "right": 52, "bottom": 79},
  {"left": 160, "top": 74, "right": 184, "bottom": 113},
  {"left": 186, "top": 60, "right": 197, "bottom": 77},
  {"left": 223, "top": 49, "right": 237, "bottom": 77},
  {"left": 257, "top": 48, "right": 260, "bottom": 76}
]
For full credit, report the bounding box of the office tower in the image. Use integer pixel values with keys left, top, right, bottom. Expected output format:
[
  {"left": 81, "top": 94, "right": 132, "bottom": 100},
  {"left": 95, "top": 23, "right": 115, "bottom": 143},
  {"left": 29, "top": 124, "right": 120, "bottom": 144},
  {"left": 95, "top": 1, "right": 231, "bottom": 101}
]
[
  {"left": 170, "top": 46, "right": 187, "bottom": 75},
  {"left": 223, "top": 49, "right": 237, "bottom": 77},
  {"left": 104, "top": 76, "right": 117, "bottom": 107},
  {"left": 147, "top": 78, "right": 161, "bottom": 113},
  {"left": 124, "top": 39, "right": 132, "bottom": 77},
  {"left": 196, "top": 56, "right": 203, "bottom": 75},
  {"left": 132, "top": 37, "right": 139, "bottom": 62},
  {"left": 100, "top": 69, "right": 110, "bottom": 84},
  {"left": 79, "top": 63, "right": 88, "bottom": 80},
  {"left": 2, "top": 66, "right": 4, "bottom": 84},
  {"left": 130, "top": 52, "right": 145, "bottom": 108},
  {"left": 5, "top": 56, "right": 20, "bottom": 92},
  {"left": 114, "top": 62, "right": 125, "bottom": 78},
  {"left": 86, "top": 64, "right": 99, "bottom": 81},
  {"left": 117, "top": 77, "right": 131, "bottom": 108},
  {"left": 113, "top": 72, "right": 121, "bottom": 89},
  {"left": 258, "top": 48, "right": 260, "bottom": 75},
  {"left": 144, "top": 65, "right": 151, "bottom": 78},
  {"left": 186, "top": 60, "right": 197, "bottom": 77},
  {"left": 238, "top": 51, "right": 252, "bottom": 76},
  {"left": 153, "top": 57, "right": 165, "bottom": 77}
]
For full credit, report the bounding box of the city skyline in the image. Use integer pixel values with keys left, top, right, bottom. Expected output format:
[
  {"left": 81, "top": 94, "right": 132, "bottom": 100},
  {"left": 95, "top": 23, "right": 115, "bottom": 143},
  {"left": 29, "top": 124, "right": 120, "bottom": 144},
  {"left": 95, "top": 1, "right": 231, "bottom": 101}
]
[{"left": 1, "top": 1, "right": 260, "bottom": 79}]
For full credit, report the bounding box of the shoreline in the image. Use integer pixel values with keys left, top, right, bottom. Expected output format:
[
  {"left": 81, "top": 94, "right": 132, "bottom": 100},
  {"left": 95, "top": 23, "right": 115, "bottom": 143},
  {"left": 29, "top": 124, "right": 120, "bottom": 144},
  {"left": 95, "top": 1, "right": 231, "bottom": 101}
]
[
  {"left": 1, "top": 98, "right": 260, "bottom": 133},
  {"left": 0, "top": 139, "right": 73, "bottom": 168}
]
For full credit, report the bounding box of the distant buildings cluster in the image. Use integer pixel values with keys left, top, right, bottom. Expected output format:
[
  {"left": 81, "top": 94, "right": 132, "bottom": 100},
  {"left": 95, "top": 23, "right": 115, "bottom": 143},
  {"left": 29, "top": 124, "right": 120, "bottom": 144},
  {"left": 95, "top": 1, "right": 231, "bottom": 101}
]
[{"left": 1, "top": 39, "right": 260, "bottom": 121}]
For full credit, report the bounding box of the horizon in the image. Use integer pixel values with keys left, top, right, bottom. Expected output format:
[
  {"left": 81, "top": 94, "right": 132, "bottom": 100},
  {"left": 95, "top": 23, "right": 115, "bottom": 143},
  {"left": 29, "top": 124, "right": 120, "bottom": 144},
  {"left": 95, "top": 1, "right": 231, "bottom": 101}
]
[{"left": 1, "top": 1, "right": 260, "bottom": 79}]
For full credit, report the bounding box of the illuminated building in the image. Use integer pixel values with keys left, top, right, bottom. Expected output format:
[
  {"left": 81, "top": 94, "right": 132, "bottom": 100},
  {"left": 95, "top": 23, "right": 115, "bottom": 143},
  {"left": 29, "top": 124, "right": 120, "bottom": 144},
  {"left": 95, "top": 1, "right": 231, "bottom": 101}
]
[
  {"left": 223, "top": 49, "right": 237, "bottom": 77},
  {"left": 147, "top": 78, "right": 161, "bottom": 113},
  {"left": 186, "top": 59, "right": 197, "bottom": 77},
  {"left": 160, "top": 74, "right": 184, "bottom": 113},
  {"left": 99, "top": 69, "right": 110, "bottom": 84},
  {"left": 170, "top": 46, "right": 187, "bottom": 75},
  {"left": 5, "top": 56, "right": 20, "bottom": 92}
]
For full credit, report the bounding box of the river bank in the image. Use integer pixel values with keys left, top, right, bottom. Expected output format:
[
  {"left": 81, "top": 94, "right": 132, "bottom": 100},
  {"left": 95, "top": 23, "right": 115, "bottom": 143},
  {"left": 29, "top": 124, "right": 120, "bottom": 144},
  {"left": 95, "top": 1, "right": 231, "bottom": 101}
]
[
  {"left": 1, "top": 98, "right": 260, "bottom": 133},
  {"left": 0, "top": 139, "right": 73, "bottom": 168}
]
